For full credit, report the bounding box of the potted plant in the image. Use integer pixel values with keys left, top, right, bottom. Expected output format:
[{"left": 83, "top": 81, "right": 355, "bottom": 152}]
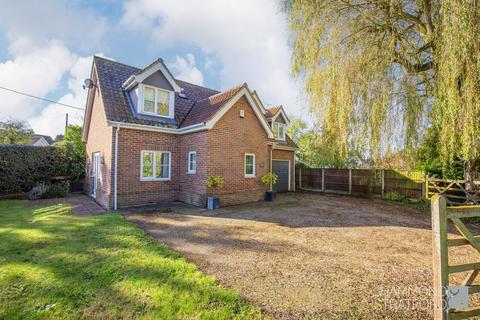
[
  {"left": 261, "top": 172, "right": 278, "bottom": 201},
  {"left": 206, "top": 176, "right": 224, "bottom": 209}
]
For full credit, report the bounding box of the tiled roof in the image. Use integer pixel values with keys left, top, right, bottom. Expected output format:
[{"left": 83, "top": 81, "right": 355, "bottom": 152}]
[
  {"left": 180, "top": 84, "right": 245, "bottom": 128},
  {"left": 265, "top": 106, "right": 281, "bottom": 118},
  {"left": 92, "top": 56, "right": 296, "bottom": 150},
  {"left": 94, "top": 56, "right": 219, "bottom": 128}
]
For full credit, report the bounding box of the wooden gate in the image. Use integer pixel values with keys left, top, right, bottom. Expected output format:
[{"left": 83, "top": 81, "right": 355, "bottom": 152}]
[
  {"left": 428, "top": 178, "right": 480, "bottom": 205},
  {"left": 432, "top": 195, "right": 480, "bottom": 319}
]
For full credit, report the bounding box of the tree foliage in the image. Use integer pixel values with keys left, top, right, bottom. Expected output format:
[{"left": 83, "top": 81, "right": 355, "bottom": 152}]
[
  {"left": 283, "top": 1, "right": 479, "bottom": 176},
  {"left": 55, "top": 125, "right": 86, "bottom": 178},
  {"left": 0, "top": 118, "right": 33, "bottom": 145}
]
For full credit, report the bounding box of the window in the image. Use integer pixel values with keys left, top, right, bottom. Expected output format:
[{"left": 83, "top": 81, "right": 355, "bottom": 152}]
[
  {"left": 142, "top": 85, "right": 171, "bottom": 117},
  {"left": 244, "top": 153, "right": 255, "bottom": 178},
  {"left": 188, "top": 151, "right": 196, "bottom": 174},
  {"left": 141, "top": 151, "right": 171, "bottom": 180},
  {"left": 273, "top": 122, "right": 286, "bottom": 141}
]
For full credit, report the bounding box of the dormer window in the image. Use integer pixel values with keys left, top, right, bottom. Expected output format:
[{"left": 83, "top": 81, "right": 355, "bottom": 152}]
[
  {"left": 273, "top": 122, "right": 286, "bottom": 141},
  {"left": 140, "top": 84, "right": 174, "bottom": 118}
]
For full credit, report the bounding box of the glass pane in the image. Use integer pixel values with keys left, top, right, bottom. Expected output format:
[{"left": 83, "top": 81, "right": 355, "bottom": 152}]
[
  {"left": 157, "top": 90, "right": 169, "bottom": 116},
  {"left": 156, "top": 152, "right": 170, "bottom": 179},
  {"left": 245, "top": 155, "right": 254, "bottom": 175},
  {"left": 142, "top": 152, "right": 154, "bottom": 178},
  {"left": 189, "top": 153, "right": 196, "bottom": 171},
  {"left": 273, "top": 123, "right": 279, "bottom": 137},
  {"left": 144, "top": 87, "right": 155, "bottom": 113}
]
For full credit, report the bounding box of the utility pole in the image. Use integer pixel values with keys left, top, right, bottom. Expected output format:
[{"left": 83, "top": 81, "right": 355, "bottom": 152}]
[{"left": 65, "top": 113, "right": 69, "bottom": 135}]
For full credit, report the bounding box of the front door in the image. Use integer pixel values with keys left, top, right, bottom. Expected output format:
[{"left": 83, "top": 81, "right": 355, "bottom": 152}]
[{"left": 91, "top": 152, "right": 101, "bottom": 197}]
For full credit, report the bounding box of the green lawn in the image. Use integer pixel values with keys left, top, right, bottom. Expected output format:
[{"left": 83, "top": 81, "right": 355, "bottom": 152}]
[{"left": 0, "top": 201, "right": 264, "bottom": 319}]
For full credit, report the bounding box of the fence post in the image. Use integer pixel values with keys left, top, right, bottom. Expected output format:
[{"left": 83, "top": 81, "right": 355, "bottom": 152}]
[
  {"left": 432, "top": 195, "right": 448, "bottom": 320},
  {"left": 381, "top": 169, "right": 385, "bottom": 198},
  {"left": 299, "top": 167, "right": 302, "bottom": 189},
  {"left": 425, "top": 175, "right": 429, "bottom": 199},
  {"left": 321, "top": 168, "right": 325, "bottom": 191},
  {"left": 349, "top": 169, "right": 352, "bottom": 194}
]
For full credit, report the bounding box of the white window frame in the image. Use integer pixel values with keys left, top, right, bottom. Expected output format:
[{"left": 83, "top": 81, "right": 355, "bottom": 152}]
[
  {"left": 140, "top": 84, "right": 174, "bottom": 118},
  {"left": 273, "top": 122, "right": 286, "bottom": 141},
  {"left": 244, "top": 153, "right": 256, "bottom": 178},
  {"left": 140, "top": 150, "right": 171, "bottom": 181},
  {"left": 188, "top": 151, "right": 197, "bottom": 174}
]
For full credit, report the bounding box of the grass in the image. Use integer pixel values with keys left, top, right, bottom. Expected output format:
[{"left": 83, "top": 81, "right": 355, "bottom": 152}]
[{"left": 0, "top": 200, "right": 264, "bottom": 319}]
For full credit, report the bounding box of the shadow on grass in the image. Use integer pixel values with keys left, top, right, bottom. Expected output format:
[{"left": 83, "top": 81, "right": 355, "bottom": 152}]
[{"left": 0, "top": 200, "right": 264, "bottom": 319}]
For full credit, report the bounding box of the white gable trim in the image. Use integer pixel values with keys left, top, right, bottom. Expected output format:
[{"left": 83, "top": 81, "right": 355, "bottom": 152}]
[
  {"left": 205, "top": 87, "right": 274, "bottom": 139},
  {"left": 271, "top": 106, "right": 290, "bottom": 125},
  {"left": 251, "top": 90, "right": 266, "bottom": 113},
  {"left": 123, "top": 60, "right": 181, "bottom": 92}
]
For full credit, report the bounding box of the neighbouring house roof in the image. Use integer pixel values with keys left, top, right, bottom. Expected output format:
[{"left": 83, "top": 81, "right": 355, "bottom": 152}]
[
  {"left": 90, "top": 56, "right": 296, "bottom": 148},
  {"left": 30, "top": 134, "right": 54, "bottom": 146}
]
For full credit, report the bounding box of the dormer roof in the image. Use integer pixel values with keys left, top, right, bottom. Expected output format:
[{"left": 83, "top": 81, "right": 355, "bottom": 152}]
[{"left": 122, "top": 58, "right": 181, "bottom": 92}]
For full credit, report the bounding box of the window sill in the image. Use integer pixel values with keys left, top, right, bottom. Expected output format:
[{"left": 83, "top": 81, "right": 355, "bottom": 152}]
[
  {"left": 138, "top": 111, "right": 174, "bottom": 119},
  {"left": 244, "top": 175, "right": 256, "bottom": 179},
  {"left": 140, "top": 178, "right": 171, "bottom": 182},
  {"left": 187, "top": 171, "right": 196, "bottom": 175}
]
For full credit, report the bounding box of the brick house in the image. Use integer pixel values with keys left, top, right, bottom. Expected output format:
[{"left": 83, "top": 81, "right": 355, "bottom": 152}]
[{"left": 82, "top": 56, "right": 297, "bottom": 209}]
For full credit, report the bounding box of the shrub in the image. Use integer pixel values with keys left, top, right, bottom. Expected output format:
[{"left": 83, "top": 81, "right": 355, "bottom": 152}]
[
  {"left": 206, "top": 176, "right": 224, "bottom": 188},
  {"left": 44, "top": 181, "right": 70, "bottom": 198},
  {"left": 0, "top": 145, "right": 84, "bottom": 195},
  {"left": 261, "top": 172, "right": 279, "bottom": 191},
  {"left": 28, "top": 183, "right": 49, "bottom": 200},
  {"left": 384, "top": 192, "right": 407, "bottom": 202}
]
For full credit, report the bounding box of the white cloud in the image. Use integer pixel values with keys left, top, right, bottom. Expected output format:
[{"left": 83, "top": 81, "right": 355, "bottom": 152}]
[
  {"left": 121, "top": 0, "right": 305, "bottom": 116},
  {"left": 28, "top": 55, "right": 97, "bottom": 137},
  {"left": 0, "top": 37, "right": 76, "bottom": 121},
  {"left": 168, "top": 53, "right": 204, "bottom": 86},
  {"left": 0, "top": 0, "right": 107, "bottom": 51}
]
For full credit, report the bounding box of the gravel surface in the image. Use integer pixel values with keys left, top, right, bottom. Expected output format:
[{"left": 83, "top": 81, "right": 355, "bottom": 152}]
[{"left": 126, "top": 192, "right": 479, "bottom": 319}]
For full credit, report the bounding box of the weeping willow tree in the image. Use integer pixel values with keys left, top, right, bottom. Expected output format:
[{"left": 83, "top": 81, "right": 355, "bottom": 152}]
[{"left": 283, "top": 0, "right": 479, "bottom": 183}]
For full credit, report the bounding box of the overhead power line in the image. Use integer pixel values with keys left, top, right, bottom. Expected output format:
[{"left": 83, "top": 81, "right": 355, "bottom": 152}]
[{"left": 0, "top": 85, "right": 85, "bottom": 111}]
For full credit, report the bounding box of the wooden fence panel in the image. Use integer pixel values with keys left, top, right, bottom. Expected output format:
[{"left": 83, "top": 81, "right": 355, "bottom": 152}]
[{"left": 296, "top": 167, "right": 425, "bottom": 198}]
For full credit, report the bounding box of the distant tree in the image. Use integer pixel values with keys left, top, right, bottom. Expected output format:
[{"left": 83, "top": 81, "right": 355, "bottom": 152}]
[
  {"left": 54, "top": 134, "right": 64, "bottom": 142},
  {"left": 55, "top": 125, "right": 85, "bottom": 178},
  {"left": 0, "top": 118, "right": 33, "bottom": 144},
  {"left": 287, "top": 117, "right": 359, "bottom": 168}
]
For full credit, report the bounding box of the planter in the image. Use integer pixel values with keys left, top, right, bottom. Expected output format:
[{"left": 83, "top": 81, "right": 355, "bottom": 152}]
[
  {"left": 264, "top": 191, "right": 276, "bottom": 202},
  {"left": 207, "top": 196, "right": 220, "bottom": 210}
]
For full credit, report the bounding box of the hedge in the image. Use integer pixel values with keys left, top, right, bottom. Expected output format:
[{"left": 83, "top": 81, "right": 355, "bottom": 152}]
[{"left": 0, "top": 145, "right": 84, "bottom": 195}]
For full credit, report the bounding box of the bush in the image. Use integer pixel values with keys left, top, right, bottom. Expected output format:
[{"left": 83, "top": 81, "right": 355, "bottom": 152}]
[
  {"left": 206, "top": 176, "right": 224, "bottom": 188},
  {"left": 0, "top": 145, "right": 84, "bottom": 195},
  {"left": 384, "top": 192, "right": 407, "bottom": 202},
  {"left": 28, "top": 181, "right": 70, "bottom": 200},
  {"left": 28, "top": 183, "right": 49, "bottom": 200},
  {"left": 44, "top": 181, "right": 70, "bottom": 198}
]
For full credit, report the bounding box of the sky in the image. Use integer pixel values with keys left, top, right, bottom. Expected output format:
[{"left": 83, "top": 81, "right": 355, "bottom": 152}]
[{"left": 0, "top": 0, "right": 307, "bottom": 137}]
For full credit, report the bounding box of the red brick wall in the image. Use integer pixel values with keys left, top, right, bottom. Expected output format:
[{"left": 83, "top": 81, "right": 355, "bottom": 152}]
[
  {"left": 178, "top": 131, "right": 208, "bottom": 206},
  {"left": 85, "top": 85, "right": 113, "bottom": 209},
  {"left": 207, "top": 96, "right": 270, "bottom": 206},
  {"left": 272, "top": 149, "right": 296, "bottom": 191},
  {"left": 116, "top": 128, "right": 180, "bottom": 208}
]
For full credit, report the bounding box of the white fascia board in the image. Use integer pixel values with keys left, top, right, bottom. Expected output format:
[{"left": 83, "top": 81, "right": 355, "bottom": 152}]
[
  {"left": 106, "top": 120, "right": 206, "bottom": 135},
  {"left": 272, "top": 107, "right": 290, "bottom": 125},
  {"left": 272, "top": 144, "right": 297, "bottom": 151},
  {"left": 122, "top": 60, "right": 181, "bottom": 92},
  {"left": 82, "top": 63, "right": 99, "bottom": 142},
  {"left": 251, "top": 90, "right": 266, "bottom": 113},
  {"left": 205, "top": 87, "right": 274, "bottom": 139}
]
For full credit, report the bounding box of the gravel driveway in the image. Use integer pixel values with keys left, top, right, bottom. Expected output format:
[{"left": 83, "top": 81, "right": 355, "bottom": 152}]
[{"left": 126, "top": 192, "right": 478, "bottom": 319}]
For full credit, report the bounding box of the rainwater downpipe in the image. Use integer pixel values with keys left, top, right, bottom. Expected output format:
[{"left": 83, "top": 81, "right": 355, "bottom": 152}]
[{"left": 114, "top": 123, "right": 119, "bottom": 210}]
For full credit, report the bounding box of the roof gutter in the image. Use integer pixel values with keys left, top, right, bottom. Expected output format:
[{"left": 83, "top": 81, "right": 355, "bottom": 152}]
[{"left": 106, "top": 120, "right": 207, "bottom": 135}]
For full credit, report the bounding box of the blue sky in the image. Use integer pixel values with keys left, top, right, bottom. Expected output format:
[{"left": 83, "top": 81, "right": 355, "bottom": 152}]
[{"left": 0, "top": 0, "right": 306, "bottom": 137}]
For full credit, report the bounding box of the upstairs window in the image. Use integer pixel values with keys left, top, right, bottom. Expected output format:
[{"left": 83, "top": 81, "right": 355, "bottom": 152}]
[
  {"left": 273, "top": 122, "right": 286, "bottom": 141},
  {"left": 142, "top": 85, "right": 171, "bottom": 117},
  {"left": 244, "top": 153, "right": 255, "bottom": 178},
  {"left": 188, "top": 151, "right": 197, "bottom": 174},
  {"left": 141, "top": 151, "right": 171, "bottom": 181}
]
